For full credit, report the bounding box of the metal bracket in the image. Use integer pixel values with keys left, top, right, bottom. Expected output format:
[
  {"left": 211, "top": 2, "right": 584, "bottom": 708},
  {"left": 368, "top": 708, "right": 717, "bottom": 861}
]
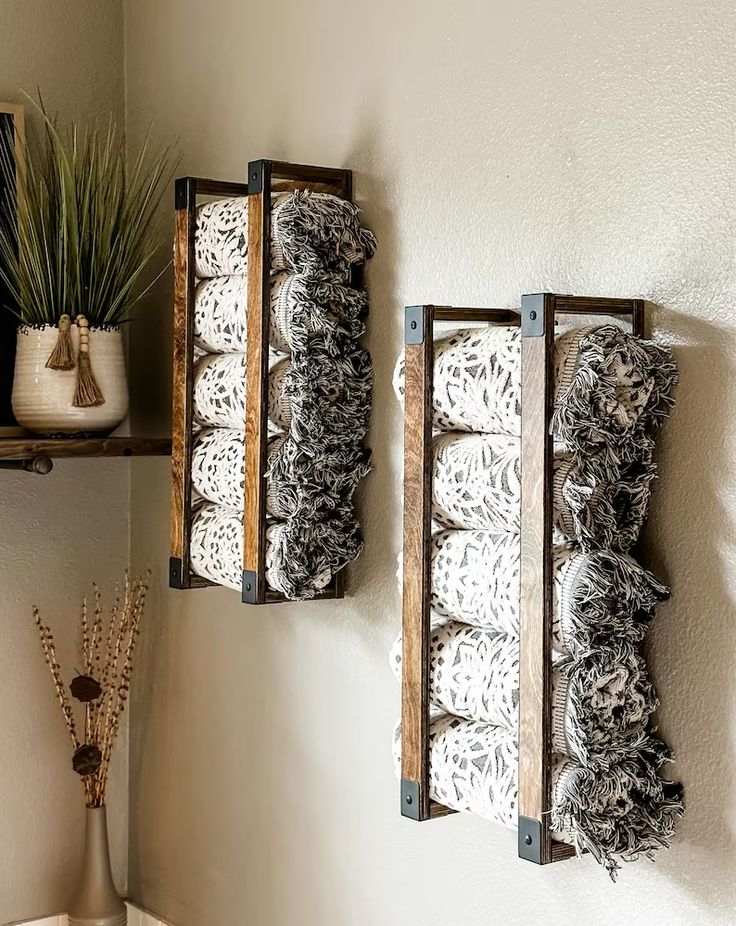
[
  {"left": 521, "top": 293, "right": 547, "bottom": 337},
  {"left": 405, "top": 306, "right": 425, "bottom": 344},
  {"left": 518, "top": 816, "right": 543, "bottom": 863},
  {"left": 247, "top": 160, "right": 268, "bottom": 195},
  {"left": 169, "top": 557, "right": 187, "bottom": 589},
  {"left": 400, "top": 779, "right": 422, "bottom": 820},
  {"left": 175, "top": 177, "right": 196, "bottom": 210},
  {"left": 242, "top": 569, "right": 261, "bottom": 604}
]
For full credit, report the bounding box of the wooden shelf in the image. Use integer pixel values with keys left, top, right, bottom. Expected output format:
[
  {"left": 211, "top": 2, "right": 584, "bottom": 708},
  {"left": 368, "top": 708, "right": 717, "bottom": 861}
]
[{"left": 0, "top": 436, "right": 171, "bottom": 461}]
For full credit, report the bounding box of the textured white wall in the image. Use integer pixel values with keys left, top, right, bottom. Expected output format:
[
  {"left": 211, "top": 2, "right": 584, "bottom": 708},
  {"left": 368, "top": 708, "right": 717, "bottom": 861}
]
[
  {"left": 125, "top": 1, "right": 736, "bottom": 923},
  {"left": 0, "top": 3, "right": 129, "bottom": 923}
]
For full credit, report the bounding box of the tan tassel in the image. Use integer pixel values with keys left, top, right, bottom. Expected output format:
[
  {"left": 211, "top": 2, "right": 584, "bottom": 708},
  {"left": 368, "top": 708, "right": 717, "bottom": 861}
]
[
  {"left": 45, "top": 314, "right": 76, "bottom": 371},
  {"left": 72, "top": 316, "right": 105, "bottom": 408}
]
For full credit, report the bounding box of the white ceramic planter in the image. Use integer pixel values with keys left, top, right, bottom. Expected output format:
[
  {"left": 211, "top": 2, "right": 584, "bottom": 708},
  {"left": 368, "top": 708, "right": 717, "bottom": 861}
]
[{"left": 12, "top": 324, "right": 129, "bottom": 435}]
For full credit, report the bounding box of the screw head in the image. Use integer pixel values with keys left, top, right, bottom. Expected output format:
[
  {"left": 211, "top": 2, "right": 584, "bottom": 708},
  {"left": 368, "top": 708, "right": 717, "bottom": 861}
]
[
  {"left": 524, "top": 834, "right": 533, "bottom": 845},
  {"left": 529, "top": 310, "right": 537, "bottom": 321},
  {"left": 410, "top": 320, "right": 417, "bottom": 330},
  {"left": 245, "top": 583, "right": 252, "bottom": 592},
  {"left": 405, "top": 794, "right": 413, "bottom": 805}
]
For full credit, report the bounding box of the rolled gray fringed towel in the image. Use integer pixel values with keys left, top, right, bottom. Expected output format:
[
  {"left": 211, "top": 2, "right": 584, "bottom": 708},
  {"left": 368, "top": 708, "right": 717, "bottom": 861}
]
[
  {"left": 427, "top": 532, "right": 669, "bottom": 652},
  {"left": 552, "top": 324, "right": 678, "bottom": 464},
  {"left": 551, "top": 733, "right": 683, "bottom": 879},
  {"left": 194, "top": 191, "right": 377, "bottom": 281},
  {"left": 191, "top": 428, "right": 372, "bottom": 519},
  {"left": 389, "top": 623, "right": 657, "bottom": 764},
  {"left": 392, "top": 716, "right": 683, "bottom": 879},
  {"left": 265, "top": 513, "right": 364, "bottom": 600},
  {"left": 193, "top": 272, "right": 369, "bottom": 356},
  {"left": 553, "top": 443, "right": 657, "bottom": 552},
  {"left": 430, "top": 432, "right": 655, "bottom": 550},
  {"left": 285, "top": 339, "right": 373, "bottom": 447},
  {"left": 189, "top": 502, "right": 363, "bottom": 599},
  {"left": 393, "top": 325, "right": 677, "bottom": 455}
]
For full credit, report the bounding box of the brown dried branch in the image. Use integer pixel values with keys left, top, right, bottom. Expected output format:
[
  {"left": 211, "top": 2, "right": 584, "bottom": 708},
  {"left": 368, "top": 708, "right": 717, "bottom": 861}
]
[{"left": 33, "top": 571, "right": 150, "bottom": 808}]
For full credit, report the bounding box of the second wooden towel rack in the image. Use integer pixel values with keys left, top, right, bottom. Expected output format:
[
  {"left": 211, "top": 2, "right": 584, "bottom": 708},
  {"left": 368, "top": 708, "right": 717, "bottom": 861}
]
[{"left": 400, "top": 295, "right": 645, "bottom": 865}]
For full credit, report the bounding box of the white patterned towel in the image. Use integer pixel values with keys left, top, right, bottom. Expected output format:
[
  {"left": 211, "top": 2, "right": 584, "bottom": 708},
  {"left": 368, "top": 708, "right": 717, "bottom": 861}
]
[
  {"left": 192, "top": 352, "right": 292, "bottom": 431},
  {"left": 194, "top": 191, "right": 377, "bottom": 280},
  {"left": 390, "top": 623, "right": 657, "bottom": 764},
  {"left": 193, "top": 272, "right": 368, "bottom": 356},
  {"left": 431, "top": 432, "right": 655, "bottom": 550},
  {"left": 428, "top": 532, "right": 669, "bottom": 653},
  {"left": 393, "top": 716, "right": 683, "bottom": 879},
  {"left": 191, "top": 427, "right": 371, "bottom": 520},
  {"left": 393, "top": 325, "right": 676, "bottom": 454},
  {"left": 189, "top": 502, "right": 363, "bottom": 600}
]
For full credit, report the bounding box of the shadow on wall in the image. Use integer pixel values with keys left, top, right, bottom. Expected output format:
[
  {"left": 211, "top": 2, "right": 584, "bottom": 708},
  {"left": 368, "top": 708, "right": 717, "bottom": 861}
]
[{"left": 643, "top": 307, "right": 736, "bottom": 912}]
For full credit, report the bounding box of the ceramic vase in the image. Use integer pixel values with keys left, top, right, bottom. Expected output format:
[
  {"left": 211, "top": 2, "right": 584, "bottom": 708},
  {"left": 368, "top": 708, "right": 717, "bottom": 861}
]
[
  {"left": 11, "top": 324, "right": 128, "bottom": 436},
  {"left": 68, "top": 806, "right": 127, "bottom": 926}
]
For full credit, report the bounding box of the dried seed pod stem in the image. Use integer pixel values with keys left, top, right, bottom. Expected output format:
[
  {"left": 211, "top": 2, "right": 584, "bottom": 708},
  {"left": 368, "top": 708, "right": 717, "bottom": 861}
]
[{"left": 33, "top": 571, "right": 149, "bottom": 808}]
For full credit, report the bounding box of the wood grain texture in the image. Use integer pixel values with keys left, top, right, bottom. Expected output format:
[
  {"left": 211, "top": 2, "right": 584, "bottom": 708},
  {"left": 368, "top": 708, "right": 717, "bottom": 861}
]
[
  {"left": 400, "top": 305, "right": 434, "bottom": 820},
  {"left": 518, "top": 294, "right": 555, "bottom": 861},
  {"left": 169, "top": 198, "right": 196, "bottom": 572},
  {"left": 553, "top": 295, "right": 639, "bottom": 314},
  {"left": 0, "top": 436, "right": 170, "bottom": 460},
  {"left": 434, "top": 307, "right": 520, "bottom": 324},
  {"left": 243, "top": 185, "right": 271, "bottom": 602},
  {"left": 188, "top": 178, "right": 248, "bottom": 199}
]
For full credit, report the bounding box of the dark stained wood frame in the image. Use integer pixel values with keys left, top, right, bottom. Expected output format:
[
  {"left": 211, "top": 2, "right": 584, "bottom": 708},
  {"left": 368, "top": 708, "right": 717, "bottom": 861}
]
[
  {"left": 518, "top": 293, "right": 644, "bottom": 864},
  {"left": 400, "top": 296, "right": 645, "bottom": 848},
  {"left": 169, "top": 160, "right": 356, "bottom": 603},
  {"left": 400, "top": 304, "right": 521, "bottom": 821}
]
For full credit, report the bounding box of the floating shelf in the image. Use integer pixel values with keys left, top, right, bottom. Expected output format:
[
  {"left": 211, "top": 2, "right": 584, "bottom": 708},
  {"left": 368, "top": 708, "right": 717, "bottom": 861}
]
[{"left": 0, "top": 436, "right": 171, "bottom": 471}]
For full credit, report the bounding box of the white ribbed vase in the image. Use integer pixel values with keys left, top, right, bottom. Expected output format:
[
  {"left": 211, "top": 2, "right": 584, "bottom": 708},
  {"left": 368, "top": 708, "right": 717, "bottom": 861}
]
[
  {"left": 68, "top": 806, "right": 127, "bottom": 926},
  {"left": 12, "top": 325, "right": 128, "bottom": 435}
]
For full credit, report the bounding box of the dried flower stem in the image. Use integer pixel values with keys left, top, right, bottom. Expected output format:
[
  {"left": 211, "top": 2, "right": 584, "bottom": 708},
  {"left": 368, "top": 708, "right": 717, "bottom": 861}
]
[{"left": 33, "top": 571, "right": 150, "bottom": 808}]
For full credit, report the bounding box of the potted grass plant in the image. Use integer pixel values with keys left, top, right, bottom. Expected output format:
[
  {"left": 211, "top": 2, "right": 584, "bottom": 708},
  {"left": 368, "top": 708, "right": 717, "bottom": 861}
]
[{"left": 0, "top": 102, "right": 176, "bottom": 435}]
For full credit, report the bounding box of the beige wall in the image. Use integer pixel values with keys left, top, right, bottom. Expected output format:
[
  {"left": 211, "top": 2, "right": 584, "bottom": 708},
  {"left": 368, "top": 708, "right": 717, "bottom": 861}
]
[
  {"left": 0, "top": 3, "right": 128, "bottom": 923},
  {"left": 126, "top": 1, "right": 736, "bottom": 924}
]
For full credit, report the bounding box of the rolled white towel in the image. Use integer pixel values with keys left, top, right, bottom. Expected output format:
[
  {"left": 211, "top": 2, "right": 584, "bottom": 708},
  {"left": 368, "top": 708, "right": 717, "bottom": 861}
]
[
  {"left": 393, "top": 716, "right": 683, "bottom": 879},
  {"left": 194, "top": 191, "right": 377, "bottom": 280},
  {"left": 426, "top": 532, "right": 669, "bottom": 653},
  {"left": 192, "top": 352, "right": 292, "bottom": 431},
  {"left": 193, "top": 272, "right": 369, "bottom": 355},
  {"left": 390, "top": 623, "right": 657, "bottom": 763},
  {"left": 393, "top": 324, "right": 677, "bottom": 459}
]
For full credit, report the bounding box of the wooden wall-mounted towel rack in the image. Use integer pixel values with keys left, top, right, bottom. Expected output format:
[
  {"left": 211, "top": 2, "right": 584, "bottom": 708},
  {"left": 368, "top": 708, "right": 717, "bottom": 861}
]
[
  {"left": 169, "top": 160, "right": 355, "bottom": 604},
  {"left": 400, "top": 295, "right": 645, "bottom": 863}
]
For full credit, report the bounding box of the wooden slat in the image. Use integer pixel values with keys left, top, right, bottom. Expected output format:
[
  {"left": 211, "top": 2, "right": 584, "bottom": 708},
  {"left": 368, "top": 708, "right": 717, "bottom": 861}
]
[
  {"left": 0, "top": 436, "right": 170, "bottom": 460},
  {"left": 169, "top": 191, "right": 197, "bottom": 580},
  {"left": 553, "top": 295, "right": 639, "bottom": 315},
  {"left": 433, "top": 307, "right": 520, "bottom": 324},
  {"left": 189, "top": 178, "right": 248, "bottom": 199},
  {"left": 401, "top": 305, "right": 435, "bottom": 820},
  {"left": 270, "top": 160, "right": 352, "bottom": 196},
  {"left": 243, "top": 177, "right": 272, "bottom": 602},
  {"left": 518, "top": 293, "right": 555, "bottom": 863},
  {"left": 271, "top": 179, "right": 347, "bottom": 196}
]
